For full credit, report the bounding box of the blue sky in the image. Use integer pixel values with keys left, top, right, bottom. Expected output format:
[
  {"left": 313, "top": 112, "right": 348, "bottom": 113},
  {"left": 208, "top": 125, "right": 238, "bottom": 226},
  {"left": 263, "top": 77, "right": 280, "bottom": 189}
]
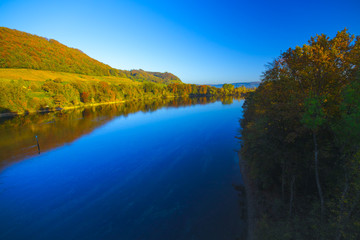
[{"left": 0, "top": 0, "right": 359, "bottom": 84}]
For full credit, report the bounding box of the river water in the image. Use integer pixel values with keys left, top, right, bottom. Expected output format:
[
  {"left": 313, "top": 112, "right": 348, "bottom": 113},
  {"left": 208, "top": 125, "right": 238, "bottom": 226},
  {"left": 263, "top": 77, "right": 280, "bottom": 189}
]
[{"left": 0, "top": 97, "right": 245, "bottom": 240}]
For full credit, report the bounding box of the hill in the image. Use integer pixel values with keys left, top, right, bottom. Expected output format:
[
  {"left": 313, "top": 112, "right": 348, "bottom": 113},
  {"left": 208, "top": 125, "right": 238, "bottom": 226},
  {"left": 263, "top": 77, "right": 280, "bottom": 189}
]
[
  {"left": 0, "top": 27, "right": 181, "bottom": 84},
  {"left": 0, "top": 27, "right": 252, "bottom": 115}
]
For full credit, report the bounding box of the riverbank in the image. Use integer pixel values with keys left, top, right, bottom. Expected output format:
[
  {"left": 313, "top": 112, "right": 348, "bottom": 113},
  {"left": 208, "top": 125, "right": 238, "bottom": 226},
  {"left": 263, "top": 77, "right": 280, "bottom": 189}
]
[
  {"left": 0, "top": 97, "right": 174, "bottom": 118},
  {"left": 0, "top": 100, "right": 127, "bottom": 118},
  {"left": 0, "top": 69, "right": 252, "bottom": 116}
]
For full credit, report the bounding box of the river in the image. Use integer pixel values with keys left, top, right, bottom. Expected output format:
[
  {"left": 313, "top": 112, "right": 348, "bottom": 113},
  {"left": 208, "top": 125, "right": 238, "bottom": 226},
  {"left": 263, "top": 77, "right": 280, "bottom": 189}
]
[{"left": 0, "top": 97, "right": 245, "bottom": 240}]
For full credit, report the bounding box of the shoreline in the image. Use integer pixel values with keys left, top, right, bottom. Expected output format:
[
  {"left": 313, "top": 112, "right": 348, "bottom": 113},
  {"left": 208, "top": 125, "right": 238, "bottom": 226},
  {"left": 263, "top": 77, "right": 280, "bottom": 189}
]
[
  {"left": 0, "top": 100, "right": 126, "bottom": 118},
  {"left": 238, "top": 151, "right": 257, "bottom": 240},
  {"left": 0, "top": 94, "right": 245, "bottom": 118},
  {"left": 0, "top": 96, "right": 177, "bottom": 118}
]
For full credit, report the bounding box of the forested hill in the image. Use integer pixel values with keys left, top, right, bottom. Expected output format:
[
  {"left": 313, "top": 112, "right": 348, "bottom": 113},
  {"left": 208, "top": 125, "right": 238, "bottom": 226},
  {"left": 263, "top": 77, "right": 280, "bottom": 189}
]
[
  {"left": 0, "top": 27, "right": 181, "bottom": 84},
  {"left": 127, "top": 69, "right": 181, "bottom": 84}
]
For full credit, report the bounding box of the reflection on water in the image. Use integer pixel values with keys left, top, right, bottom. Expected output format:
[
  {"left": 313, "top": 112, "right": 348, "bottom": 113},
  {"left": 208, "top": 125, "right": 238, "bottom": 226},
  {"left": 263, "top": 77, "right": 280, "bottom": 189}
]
[
  {"left": 0, "top": 96, "right": 245, "bottom": 240},
  {"left": 0, "top": 96, "right": 238, "bottom": 168}
]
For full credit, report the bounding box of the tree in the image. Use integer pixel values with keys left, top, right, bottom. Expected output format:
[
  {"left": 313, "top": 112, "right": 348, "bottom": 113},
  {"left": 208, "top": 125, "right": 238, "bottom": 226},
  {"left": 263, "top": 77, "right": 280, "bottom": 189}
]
[
  {"left": 222, "top": 83, "right": 234, "bottom": 95},
  {"left": 302, "top": 95, "right": 326, "bottom": 219},
  {"left": 332, "top": 78, "right": 360, "bottom": 239},
  {"left": 80, "top": 92, "right": 90, "bottom": 103},
  {"left": 240, "top": 29, "right": 360, "bottom": 239}
]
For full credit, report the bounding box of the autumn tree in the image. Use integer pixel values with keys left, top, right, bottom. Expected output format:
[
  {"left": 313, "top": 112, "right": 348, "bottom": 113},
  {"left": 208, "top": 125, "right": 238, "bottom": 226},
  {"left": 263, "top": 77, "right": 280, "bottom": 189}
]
[{"left": 240, "top": 29, "right": 360, "bottom": 239}]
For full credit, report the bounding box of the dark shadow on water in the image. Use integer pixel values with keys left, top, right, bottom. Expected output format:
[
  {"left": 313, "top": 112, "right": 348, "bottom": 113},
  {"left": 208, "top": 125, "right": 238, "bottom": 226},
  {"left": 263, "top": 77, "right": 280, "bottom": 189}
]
[{"left": 233, "top": 183, "right": 247, "bottom": 240}]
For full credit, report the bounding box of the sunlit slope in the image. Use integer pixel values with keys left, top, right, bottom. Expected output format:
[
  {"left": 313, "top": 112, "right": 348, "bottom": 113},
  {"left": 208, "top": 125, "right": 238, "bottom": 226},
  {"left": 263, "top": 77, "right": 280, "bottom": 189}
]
[
  {"left": 0, "top": 68, "right": 139, "bottom": 85},
  {"left": 0, "top": 27, "right": 115, "bottom": 75},
  {"left": 0, "top": 27, "right": 181, "bottom": 84}
]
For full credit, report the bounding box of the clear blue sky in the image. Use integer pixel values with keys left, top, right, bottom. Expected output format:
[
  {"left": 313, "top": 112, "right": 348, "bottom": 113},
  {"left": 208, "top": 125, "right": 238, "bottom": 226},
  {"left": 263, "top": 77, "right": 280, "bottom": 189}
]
[{"left": 1, "top": 0, "right": 359, "bottom": 84}]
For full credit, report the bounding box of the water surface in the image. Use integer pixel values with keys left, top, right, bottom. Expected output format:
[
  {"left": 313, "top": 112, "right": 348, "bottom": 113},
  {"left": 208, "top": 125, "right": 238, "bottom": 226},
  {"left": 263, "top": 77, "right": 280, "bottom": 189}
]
[{"left": 0, "top": 98, "right": 245, "bottom": 240}]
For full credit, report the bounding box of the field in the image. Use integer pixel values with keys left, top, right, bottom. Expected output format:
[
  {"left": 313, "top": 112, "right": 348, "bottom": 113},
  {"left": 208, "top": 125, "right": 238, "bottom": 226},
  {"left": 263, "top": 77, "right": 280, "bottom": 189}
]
[{"left": 0, "top": 68, "right": 140, "bottom": 85}]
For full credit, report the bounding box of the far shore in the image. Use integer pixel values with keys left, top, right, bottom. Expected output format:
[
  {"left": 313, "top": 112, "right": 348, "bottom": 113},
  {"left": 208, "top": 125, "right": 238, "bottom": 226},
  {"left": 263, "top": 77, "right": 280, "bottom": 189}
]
[
  {"left": 0, "top": 100, "right": 126, "bottom": 118},
  {"left": 0, "top": 96, "right": 178, "bottom": 118}
]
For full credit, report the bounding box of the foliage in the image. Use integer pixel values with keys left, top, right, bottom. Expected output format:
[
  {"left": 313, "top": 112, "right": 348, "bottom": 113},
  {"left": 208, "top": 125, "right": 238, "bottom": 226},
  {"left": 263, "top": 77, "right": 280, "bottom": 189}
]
[
  {"left": 240, "top": 29, "right": 360, "bottom": 239},
  {"left": 301, "top": 95, "right": 326, "bottom": 130},
  {"left": 0, "top": 80, "right": 28, "bottom": 113}
]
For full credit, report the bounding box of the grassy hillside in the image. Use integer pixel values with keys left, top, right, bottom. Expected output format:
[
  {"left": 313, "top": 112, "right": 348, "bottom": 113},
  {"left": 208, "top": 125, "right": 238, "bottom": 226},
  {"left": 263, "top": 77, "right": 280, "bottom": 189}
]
[
  {"left": 0, "top": 68, "right": 138, "bottom": 85},
  {"left": 0, "top": 27, "right": 181, "bottom": 84}
]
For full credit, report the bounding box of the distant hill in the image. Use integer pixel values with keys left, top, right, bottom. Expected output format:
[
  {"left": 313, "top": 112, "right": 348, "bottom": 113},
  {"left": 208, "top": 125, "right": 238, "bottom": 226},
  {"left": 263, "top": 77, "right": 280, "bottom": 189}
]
[
  {"left": 0, "top": 27, "right": 181, "bottom": 84},
  {"left": 127, "top": 69, "right": 181, "bottom": 84},
  {"left": 209, "top": 81, "right": 260, "bottom": 89}
]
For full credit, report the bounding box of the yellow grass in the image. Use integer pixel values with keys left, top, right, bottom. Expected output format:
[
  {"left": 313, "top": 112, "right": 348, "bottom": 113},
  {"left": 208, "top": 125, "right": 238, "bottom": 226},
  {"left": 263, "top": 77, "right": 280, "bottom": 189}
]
[{"left": 0, "top": 68, "right": 140, "bottom": 85}]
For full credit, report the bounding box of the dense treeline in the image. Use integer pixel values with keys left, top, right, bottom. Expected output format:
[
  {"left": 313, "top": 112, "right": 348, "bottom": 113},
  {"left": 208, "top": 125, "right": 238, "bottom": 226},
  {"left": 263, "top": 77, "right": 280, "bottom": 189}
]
[
  {"left": 0, "top": 27, "right": 181, "bottom": 84},
  {"left": 0, "top": 77, "right": 251, "bottom": 114},
  {"left": 240, "top": 29, "right": 360, "bottom": 239}
]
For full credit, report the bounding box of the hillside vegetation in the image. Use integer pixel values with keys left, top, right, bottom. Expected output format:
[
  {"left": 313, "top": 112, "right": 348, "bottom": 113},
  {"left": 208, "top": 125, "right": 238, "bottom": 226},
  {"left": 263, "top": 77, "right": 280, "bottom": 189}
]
[
  {"left": 0, "top": 70, "right": 250, "bottom": 114},
  {"left": 240, "top": 29, "right": 360, "bottom": 239},
  {"left": 0, "top": 27, "right": 253, "bottom": 114},
  {"left": 0, "top": 27, "right": 181, "bottom": 84}
]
